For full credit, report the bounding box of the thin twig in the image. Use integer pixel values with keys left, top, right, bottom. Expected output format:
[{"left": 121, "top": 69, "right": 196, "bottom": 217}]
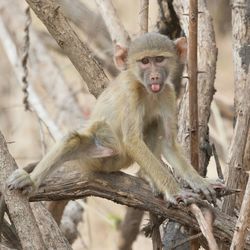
[
  {"left": 188, "top": 0, "right": 199, "bottom": 171},
  {"left": 21, "top": 6, "right": 31, "bottom": 111},
  {"left": 211, "top": 144, "right": 224, "bottom": 180}
]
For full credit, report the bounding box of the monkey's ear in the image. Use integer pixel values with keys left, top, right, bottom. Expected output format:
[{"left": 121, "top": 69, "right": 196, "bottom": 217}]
[
  {"left": 174, "top": 37, "right": 187, "bottom": 64},
  {"left": 114, "top": 44, "right": 128, "bottom": 71}
]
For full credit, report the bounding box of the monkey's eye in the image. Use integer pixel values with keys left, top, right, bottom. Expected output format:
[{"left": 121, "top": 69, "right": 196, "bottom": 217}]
[
  {"left": 141, "top": 57, "right": 150, "bottom": 64},
  {"left": 155, "top": 56, "right": 165, "bottom": 63}
]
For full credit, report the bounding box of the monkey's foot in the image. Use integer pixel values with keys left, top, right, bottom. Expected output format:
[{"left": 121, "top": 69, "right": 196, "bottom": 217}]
[
  {"left": 167, "top": 190, "right": 200, "bottom": 205},
  {"left": 186, "top": 177, "right": 218, "bottom": 205},
  {"left": 6, "top": 169, "right": 35, "bottom": 195}
]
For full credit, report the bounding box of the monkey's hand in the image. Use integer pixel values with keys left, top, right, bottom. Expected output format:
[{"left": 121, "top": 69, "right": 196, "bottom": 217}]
[{"left": 6, "top": 169, "right": 36, "bottom": 195}]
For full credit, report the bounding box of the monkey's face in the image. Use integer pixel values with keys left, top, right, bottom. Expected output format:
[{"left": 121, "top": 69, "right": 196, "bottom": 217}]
[{"left": 136, "top": 56, "right": 171, "bottom": 94}]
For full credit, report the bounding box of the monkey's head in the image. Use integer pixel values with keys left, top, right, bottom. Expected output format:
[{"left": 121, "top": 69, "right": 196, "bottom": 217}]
[{"left": 115, "top": 32, "right": 187, "bottom": 94}]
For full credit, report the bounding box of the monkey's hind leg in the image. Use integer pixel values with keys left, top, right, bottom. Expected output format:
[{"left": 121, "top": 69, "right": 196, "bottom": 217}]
[{"left": 6, "top": 121, "right": 118, "bottom": 194}]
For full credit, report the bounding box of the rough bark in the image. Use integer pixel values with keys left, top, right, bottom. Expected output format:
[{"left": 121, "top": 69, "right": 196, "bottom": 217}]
[
  {"left": 31, "top": 202, "right": 72, "bottom": 249},
  {"left": 0, "top": 131, "right": 46, "bottom": 250},
  {"left": 188, "top": 0, "right": 199, "bottom": 173},
  {"left": 26, "top": 0, "right": 109, "bottom": 98},
  {"left": 230, "top": 172, "right": 250, "bottom": 250},
  {"left": 223, "top": 0, "right": 250, "bottom": 212},
  {"left": 28, "top": 171, "right": 250, "bottom": 249},
  {"left": 222, "top": 65, "right": 250, "bottom": 215}
]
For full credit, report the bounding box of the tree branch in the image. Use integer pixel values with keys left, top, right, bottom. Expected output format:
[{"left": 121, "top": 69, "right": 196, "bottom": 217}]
[
  {"left": 0, "top": 131, "right": 46, "bottom": 249},
  {"left": 230, "top": 172, "right": 250, "bottom": 250},
  {"left": 28, "top": 170, "right": 249, "bottom": 249},
  {"left": 95, "top": 0, "right": 130, "bottom": 48},
  {"left": 25, "top": 0, "right": 109, "bottom": 98}
]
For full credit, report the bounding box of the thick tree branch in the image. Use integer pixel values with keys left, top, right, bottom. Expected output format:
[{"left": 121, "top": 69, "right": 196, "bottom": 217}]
[
  {"left": 25, "top": 0, "right": 109, "bottom": 98},
  {"left": 0, "top": 131, "right": 46, "bottom": 249},
  {"left": 28, "top": 171, "right": 249, "bottom": 249}
]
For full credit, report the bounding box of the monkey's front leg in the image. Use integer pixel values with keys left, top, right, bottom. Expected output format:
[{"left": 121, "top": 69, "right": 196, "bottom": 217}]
[
  {"left": 162, "top": 141, "right": 218, "bottom": 204},
  {"left": 125, "top": 138, "right": 198, "bottom": 204}
]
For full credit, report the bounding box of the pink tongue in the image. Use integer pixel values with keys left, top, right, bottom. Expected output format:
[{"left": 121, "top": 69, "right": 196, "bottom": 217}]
[{"left": 151, "top": 84, "right": 160, "bottom": 92}]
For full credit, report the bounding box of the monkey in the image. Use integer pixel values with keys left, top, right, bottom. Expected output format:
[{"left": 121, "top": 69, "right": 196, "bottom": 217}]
[{"left": 7, "top": 32, "right": 217, "bottom": 204}]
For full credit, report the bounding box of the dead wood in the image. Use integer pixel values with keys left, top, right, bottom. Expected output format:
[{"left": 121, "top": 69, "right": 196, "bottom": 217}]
[
  {"left": 0, "top": 131, "right": 46, "bottom": 249},
  {"left": 25, "top": 0, "right": 109, "bottom": 98},
  {"left": 230, "top": 172, "right": 250, "bottom": 250},
  {"left": 222, "top": 66, "right": 250, "bottom": 215},
  {"left": 222, "top": 0, "right": 250, "bottom": 213},
  {"left": 27, "top": 170, "right": 250, "bottom": 249}
]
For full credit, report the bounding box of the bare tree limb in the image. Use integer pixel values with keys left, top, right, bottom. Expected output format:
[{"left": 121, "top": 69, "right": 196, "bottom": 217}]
[
  {"left": 25, "top": 0, "right": 109, "bottom": 98},
  {"left": 222, "top": 0, "right": 250, "bottom": 213},
  {"left": 230, "top": 172, "right": 250, "bottom": 250},
  {"left": 27, "top": 170, "right": 250, "bottom": 249},
  {"left": 95, "top": 0, "right": 130, "bottom": 48},
  {"left": 0, "top": 131, "right": 46, "bottom": 249}
]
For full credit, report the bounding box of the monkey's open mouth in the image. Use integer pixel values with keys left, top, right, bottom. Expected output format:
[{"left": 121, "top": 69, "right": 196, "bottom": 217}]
[{"left": 150, "top": 84, "right": 162, "bottom": 93}]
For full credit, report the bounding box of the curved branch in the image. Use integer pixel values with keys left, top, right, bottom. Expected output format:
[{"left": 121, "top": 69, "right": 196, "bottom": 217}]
[{"left": 29, "top": 171, "right": 249, "bottom": 249}]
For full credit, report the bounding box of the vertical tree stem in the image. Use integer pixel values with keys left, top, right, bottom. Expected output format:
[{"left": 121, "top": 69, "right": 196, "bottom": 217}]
[
  {"left": 189, "top": 1, "right": 199, "bottom": 249},
  {"left": 188, "top": 0, "right": 199, "bottom": 172}
]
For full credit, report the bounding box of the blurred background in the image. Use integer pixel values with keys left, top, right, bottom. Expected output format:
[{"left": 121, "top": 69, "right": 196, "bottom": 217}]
[{"left": 0, "top": 0, "right": 233, "bottom": 249}]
